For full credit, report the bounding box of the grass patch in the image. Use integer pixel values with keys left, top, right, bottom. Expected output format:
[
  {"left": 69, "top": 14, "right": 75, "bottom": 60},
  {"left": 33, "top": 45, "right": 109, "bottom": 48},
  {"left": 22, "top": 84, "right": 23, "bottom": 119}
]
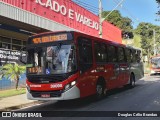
[{"left": 0, "top": 88, "right": 26, "bottom": 98}]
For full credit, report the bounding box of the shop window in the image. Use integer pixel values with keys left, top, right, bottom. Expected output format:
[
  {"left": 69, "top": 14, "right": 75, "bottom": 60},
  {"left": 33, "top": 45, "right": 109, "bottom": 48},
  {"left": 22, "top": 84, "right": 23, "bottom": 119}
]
[
  {"left": 0, "top": 36, "right": 11, "bottom": 43},
  {"left": 12, "top": 45, "right": 22, "bottom": 50},
  {"left": 12, "top": 39, "right": 22, "bottom": 45},
  {"left": 0, "top": 43, "right": 11, "bottom": 49},
  {"left": 23, "top": 41, "right": 27, "bottom": 46}
]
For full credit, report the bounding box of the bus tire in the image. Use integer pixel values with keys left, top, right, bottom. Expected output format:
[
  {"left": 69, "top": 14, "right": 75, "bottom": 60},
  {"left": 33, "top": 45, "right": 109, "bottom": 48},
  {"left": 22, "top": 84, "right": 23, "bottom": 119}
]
[
  {"left": 96, "top": 82, "right": 105, "bottom": 100},
  {"left": 129, "top": 73, "right": 135, "bottom": 88}
]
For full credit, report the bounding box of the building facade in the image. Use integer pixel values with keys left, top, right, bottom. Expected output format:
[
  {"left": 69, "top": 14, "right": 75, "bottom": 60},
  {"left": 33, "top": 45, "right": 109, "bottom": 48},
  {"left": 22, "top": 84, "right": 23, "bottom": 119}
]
[
  {"left": 0, "top": 0, "right": 123, "bottom": 89},
  {"left": 0, "top": 0, "right": 122, "bottom": 64}
]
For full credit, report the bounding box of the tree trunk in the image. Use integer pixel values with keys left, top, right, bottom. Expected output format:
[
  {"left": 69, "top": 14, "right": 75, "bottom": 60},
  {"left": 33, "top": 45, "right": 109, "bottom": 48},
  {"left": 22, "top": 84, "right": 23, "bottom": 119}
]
[{"left": 15, "top": 75, "right": 19, "bottom": 90}]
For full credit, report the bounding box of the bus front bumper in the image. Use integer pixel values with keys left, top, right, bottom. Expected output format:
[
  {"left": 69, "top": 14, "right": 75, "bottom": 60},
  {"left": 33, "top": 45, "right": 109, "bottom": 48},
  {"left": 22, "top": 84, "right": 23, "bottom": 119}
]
[
  {"left": 27, "top": 85, "right": 80, "bottom": 101},
  {"left": 151, "top": 70, "right": 160, "bottom": 74}
]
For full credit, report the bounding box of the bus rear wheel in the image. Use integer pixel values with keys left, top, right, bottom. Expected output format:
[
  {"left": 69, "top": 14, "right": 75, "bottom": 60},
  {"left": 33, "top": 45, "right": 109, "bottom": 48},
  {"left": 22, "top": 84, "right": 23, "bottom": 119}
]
[
  {"left": 129, "top": 74, "right": 135, "bottom": 88},
  {"left": 96, "top": 83, "right": 105, "bottom": 99}
]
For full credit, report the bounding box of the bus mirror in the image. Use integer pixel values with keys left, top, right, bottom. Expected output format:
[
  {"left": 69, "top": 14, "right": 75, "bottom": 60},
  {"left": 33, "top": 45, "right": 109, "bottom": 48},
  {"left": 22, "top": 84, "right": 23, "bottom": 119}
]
[
  {"left": 20, "top": 47, "right": 27, "bottom": 64},
  {"left": 20, "top": 51, "right": 27, "bottom": 64}
]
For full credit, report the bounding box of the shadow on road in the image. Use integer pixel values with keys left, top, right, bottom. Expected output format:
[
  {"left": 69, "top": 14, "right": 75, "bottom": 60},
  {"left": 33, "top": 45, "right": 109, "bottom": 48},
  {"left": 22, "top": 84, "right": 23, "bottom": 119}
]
[
  {"left": 23, "top": 77, "right": 160, "bottom": 111},
  {"left": 45, "top": 85, "right": 141, "bottom": 110}
]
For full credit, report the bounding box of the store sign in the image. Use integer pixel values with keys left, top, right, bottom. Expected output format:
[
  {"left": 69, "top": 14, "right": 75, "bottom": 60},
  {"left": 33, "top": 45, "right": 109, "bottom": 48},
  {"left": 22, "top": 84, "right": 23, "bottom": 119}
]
[
  {"left": 35, "top": 0, "right": 99, "bottom": 30},
  {"left": 0, "top": 49, "right": 26, "bottom": 65},
  {"left": 0, "top": 49, "right": 20, "bottom": 60}
]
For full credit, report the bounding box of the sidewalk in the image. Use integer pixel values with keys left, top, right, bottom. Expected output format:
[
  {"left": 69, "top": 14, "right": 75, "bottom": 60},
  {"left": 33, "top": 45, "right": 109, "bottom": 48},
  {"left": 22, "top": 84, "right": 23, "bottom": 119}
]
[{"left": 0, "top": 94, "right": 45, "bottom": 111}]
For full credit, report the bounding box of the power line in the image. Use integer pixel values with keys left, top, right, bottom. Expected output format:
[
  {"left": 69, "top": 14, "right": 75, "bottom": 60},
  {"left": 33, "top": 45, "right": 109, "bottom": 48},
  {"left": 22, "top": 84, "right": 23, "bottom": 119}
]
[
  {"left": 72, "top": 0, "right": 99, "bottom": 14},
  {"left": 113, "top": 0, "right": 139, "bottom": 23},
  {"left": 61, "top": 0, "right": 99, "bottom": 14},
  {"left": 71, "top": 0, "right": 139, "bottom": 24},
  {"left": 73, "top": 1, "right": 98, "bottom": 14},
  {"left": 73, "top": 0, "right": 99, "bottom": 10}
]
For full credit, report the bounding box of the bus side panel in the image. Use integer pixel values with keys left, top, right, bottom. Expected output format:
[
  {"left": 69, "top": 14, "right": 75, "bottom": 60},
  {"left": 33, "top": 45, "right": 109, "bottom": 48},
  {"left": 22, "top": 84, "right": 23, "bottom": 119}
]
[
  {"left": 130, "top": 62, "right": 144, "bottom": 81},
  {"left": 77, "top": 68, "right": 97, "bottom": 98},
  {"left": 125, "top": 64, "right": 130, "bottom": 84},
  {"left": 74, "top": 33, "right": 97, "bottom": 98},
  {"left": 119, "top": 63, "right": 130, "bottom": 86},
  {"left": 104, "top": 64, "right": 119, "bottom": 89}
]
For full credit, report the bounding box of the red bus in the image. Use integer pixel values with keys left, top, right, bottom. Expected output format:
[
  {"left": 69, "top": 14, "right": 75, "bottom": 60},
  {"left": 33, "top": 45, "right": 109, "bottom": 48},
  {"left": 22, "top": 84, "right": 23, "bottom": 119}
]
[
  {"left": 22, "top": 31, "right": 144, "bottom": 100},
  {"left": 150, "top": 55, "right": 160, "bottom": 74}
]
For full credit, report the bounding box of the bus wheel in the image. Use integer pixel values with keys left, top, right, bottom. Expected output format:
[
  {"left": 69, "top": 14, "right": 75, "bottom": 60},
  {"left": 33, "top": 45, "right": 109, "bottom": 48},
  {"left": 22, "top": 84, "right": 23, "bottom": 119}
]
[
  {"left": 129, "top": 74, "right": 135, "bottom": 88},
  {"left": 96, "top": 83, "right": 104, "bottom": 99}
]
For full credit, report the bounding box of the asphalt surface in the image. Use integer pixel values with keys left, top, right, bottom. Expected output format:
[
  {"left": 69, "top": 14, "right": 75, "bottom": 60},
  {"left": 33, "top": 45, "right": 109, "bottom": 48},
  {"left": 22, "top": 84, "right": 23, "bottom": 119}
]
[{"left": 1, "top": 75, "right": 160, "bottom": 120}]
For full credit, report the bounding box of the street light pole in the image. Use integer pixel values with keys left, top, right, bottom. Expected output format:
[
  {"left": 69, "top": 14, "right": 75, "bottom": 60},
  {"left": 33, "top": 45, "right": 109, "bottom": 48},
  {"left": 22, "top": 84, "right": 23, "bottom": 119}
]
[
  {"left": 98, "top": 0, "right": 103, "bottom": 38},
  {"left": 98, "top": 0, "right": 125, "bottom": 38},
  {"left": 102, "top": 0, "right": 125, "bottom": 22}
]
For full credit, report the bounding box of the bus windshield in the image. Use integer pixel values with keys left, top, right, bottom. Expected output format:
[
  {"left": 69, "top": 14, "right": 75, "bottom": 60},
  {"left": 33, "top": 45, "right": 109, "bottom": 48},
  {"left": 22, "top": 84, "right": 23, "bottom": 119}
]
[
  {"left": 151, "top": 57, "right": 160, "bottom": 69},
  {"left": 27, "top": 44, "right": 77, "bottom": 75}
]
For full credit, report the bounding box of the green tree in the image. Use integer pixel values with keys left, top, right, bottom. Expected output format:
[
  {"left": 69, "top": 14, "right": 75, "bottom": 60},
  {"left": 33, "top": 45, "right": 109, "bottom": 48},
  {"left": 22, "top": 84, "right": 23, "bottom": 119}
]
[
  {"left": 102, "top": 10, "right": 133, "bottom": 39},
  {"left": 156, "top": 0, "right": 160, "bottom": 2},
  {"left": 154, "top": 25, "right": 160, "bottom": 54},
  {"left": 133, "top": 34, "right": 141, "bottom": 48},
  {"left": 135, "top": 22, "right": 160, "bottom": 59},
  {"left": 156, "top": 0, "right": 160, "bottom": 19},
  {"left": 0, "top": 64, "right": 26, "bottom": 90}
]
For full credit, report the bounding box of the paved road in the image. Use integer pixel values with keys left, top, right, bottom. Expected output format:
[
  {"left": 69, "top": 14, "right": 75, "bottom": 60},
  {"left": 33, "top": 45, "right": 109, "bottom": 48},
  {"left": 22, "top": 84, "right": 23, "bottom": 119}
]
[{"left": 1, "top": 75, "right": 160, "bottom": 120}]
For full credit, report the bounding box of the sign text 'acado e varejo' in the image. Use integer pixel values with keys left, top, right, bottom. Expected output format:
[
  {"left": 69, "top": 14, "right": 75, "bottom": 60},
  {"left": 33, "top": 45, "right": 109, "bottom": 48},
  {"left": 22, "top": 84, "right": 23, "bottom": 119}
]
[{"left": 35, "top": 0, "right": 99, "bottom": 30}]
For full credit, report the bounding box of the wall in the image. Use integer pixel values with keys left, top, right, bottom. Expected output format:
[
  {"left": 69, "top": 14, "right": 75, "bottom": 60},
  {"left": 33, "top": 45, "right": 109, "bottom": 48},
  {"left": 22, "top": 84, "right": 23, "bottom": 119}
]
[{"left": 0, "top": 0, "right": 122, "bottom": 43}]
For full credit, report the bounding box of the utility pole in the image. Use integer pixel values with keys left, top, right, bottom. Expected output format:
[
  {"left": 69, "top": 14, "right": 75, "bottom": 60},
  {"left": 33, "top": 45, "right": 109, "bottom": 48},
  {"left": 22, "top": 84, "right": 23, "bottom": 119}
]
[
  {"left": 153, "top": 29, "right": 156, "bottom": 56},
  {"left": 99, "top": 0, "right": 103, "bottom": 38},
  {"left": 98, "top": 0, "right": 125, "bottom": 38}
]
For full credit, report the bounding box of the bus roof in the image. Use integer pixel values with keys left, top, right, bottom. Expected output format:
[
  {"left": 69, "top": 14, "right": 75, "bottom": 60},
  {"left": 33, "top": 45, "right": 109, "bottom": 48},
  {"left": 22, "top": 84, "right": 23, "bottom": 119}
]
[
  {"left": 126, "top": 45, "right": 142, "bottom": 51},
  {"left": 30, "top": 31, "right": 71, "bottom": 38},
  {"left": 29, "top": 31, "right": 141, "bottom": 49}
]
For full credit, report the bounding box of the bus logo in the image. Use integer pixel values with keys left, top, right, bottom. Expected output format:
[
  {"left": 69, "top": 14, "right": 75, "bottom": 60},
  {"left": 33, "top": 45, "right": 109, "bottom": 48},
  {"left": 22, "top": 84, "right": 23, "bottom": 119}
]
[{"left": 30, "top": 85, "right": 41, "bottom": 88}]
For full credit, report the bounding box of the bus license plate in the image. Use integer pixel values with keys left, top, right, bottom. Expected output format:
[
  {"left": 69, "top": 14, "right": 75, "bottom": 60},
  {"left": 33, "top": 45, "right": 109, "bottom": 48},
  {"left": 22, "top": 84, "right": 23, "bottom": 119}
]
[{"left": 41, "top": 94, "right": 50, "bottom": 98}]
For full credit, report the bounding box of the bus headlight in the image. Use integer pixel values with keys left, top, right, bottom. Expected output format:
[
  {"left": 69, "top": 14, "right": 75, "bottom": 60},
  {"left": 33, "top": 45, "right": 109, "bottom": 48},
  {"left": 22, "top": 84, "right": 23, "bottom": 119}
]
[
  {"left": 64, "top": 80, "right": 76, "bottom": 92},
  {"left": 151, "top": 70, "right": 155, "bottom": 74},
  {"left": 65, "top": 84, "right": 70, "bottom": 90},
  {"left": 71, "top": 81, "right": 76, "bottom": 86}
]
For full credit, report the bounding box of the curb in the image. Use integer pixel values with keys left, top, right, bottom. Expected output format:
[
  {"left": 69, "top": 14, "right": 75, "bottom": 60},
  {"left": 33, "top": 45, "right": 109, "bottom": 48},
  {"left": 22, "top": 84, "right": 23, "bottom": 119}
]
[{"left": 0, "top": 101, "right": 46, "bottom": 111}]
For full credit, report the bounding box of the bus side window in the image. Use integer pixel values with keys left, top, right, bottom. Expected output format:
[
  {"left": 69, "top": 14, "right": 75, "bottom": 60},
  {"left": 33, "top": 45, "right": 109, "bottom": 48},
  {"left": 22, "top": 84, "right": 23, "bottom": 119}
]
[
  {"left": 108, "top": 45, "right": 117, "bottom": 62},
  {"left": 131, "top": 50, "right": 136, "bottom": 63},
  {"left": 118, "top": 47, "right": 125, "bottom": 63},
  {"left": 94, "top": 42, "right": 107, "bottom": 63},
  {"left": 78, "top": 38, "right": 93, "bottom": 73},
  {"left": 137, "top": 50, "right": 141, "bottom": 63},
  {"left": 125, "top": 49, "right": 132, "bottom": 63}
]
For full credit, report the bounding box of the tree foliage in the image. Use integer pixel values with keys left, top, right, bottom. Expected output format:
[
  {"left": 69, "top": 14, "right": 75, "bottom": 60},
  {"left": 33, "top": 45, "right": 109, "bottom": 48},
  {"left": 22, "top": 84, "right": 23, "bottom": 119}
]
[
  {"left": 135, "top": 22, "right": 160, "bottom": 59},
  {"left": 156, "top": 0, "right": 160, "bottom": 19},
  {"left": 102, "top": 10, "right": 133, "bottom": 39},
  {"left": 0, "top": 64, "right": 26, "bottom": 90},
  {"left": 156, "top": 0, "right": 160, "bottom": 4}
]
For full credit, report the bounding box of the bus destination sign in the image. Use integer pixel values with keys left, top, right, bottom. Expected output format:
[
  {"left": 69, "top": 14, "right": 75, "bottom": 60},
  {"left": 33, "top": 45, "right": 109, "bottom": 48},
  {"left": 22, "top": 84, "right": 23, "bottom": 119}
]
[{"left": 32, "top": 34, "right": 67, "bottom": 44}]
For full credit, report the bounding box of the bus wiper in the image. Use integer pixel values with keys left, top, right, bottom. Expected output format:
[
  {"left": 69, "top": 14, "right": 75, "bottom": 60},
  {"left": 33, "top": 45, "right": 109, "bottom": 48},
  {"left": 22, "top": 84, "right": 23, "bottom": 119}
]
[{"left": 56, "top": 43, "right": 62, "bottom": 54}]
